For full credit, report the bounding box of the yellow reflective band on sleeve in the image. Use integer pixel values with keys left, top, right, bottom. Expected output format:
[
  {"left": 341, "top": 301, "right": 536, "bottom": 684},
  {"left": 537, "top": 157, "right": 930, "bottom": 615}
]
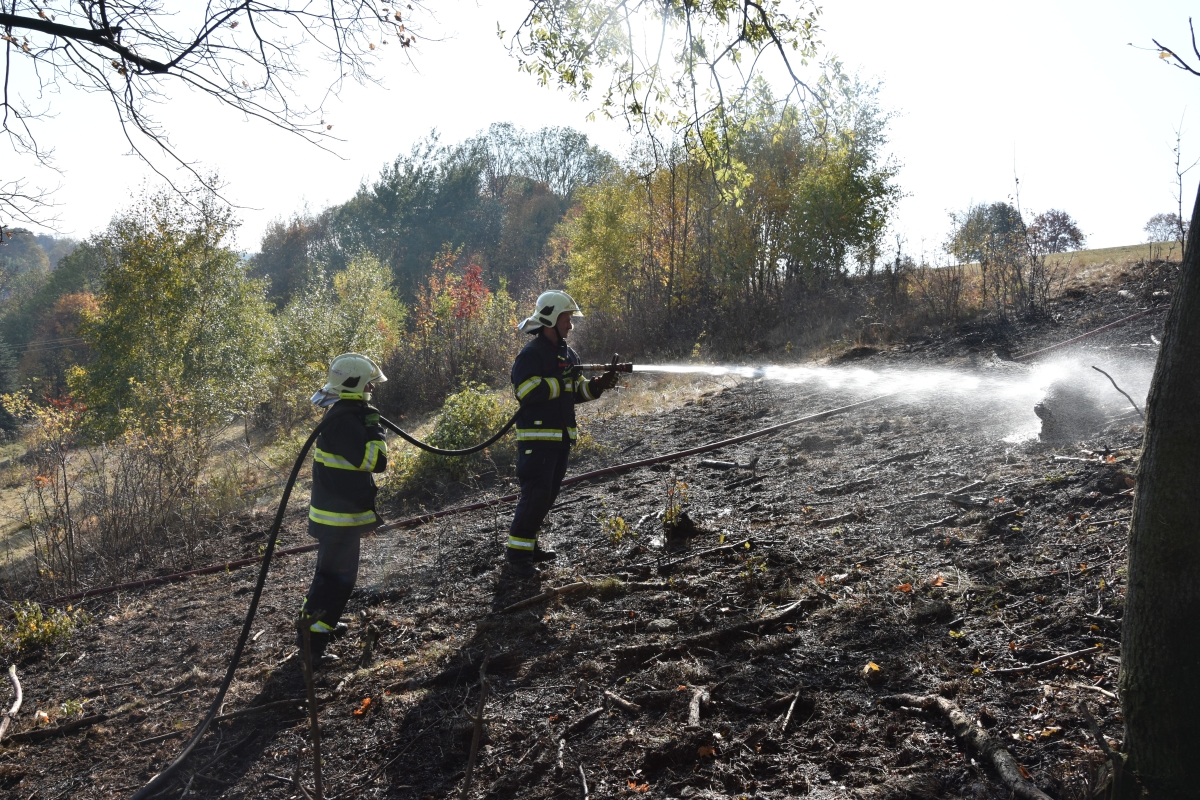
[
  {"left": 567, "top": 427, "right": 578, "bottom": 440},
  {"left": 507, "top": 535, "right": 536, "bottom": 550},
  {"left": 308, "top": 507, "right": 377, "bottom": 527},
  {"left": 580, "top": 380, "right": 596, "bottom": 401},
  {"left": 313, "top": 447, "right": 359, "bottom": 470},
  {"left": 564, "top": 380, "right": 575, "bottom": 392},
  {"left": 546, "top": 377, "right": 561, "bottom": 399},
  {"left": 515, "top": 428, "right": 565, "bottom": 441},
  {"left": 310, "top": 620, "right": 336, "bottom": 633},
  {"left": 516, "top": 376, "right": 543, "bottom": 399},
  {"left": 360, "top": 439, "right": 388, "bottom": 470}
]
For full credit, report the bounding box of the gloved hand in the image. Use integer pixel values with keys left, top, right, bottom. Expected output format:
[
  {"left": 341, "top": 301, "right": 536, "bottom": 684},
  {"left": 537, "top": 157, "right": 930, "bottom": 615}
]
[{"left": 593, "top": 368, "right": 619, "bottom": 393}]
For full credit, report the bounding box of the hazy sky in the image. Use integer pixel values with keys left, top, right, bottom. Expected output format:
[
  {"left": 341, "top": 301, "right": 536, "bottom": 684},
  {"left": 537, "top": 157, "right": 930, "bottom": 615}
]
[{"left": 12, "top": 0, "right": 1200, "bottom": 254}]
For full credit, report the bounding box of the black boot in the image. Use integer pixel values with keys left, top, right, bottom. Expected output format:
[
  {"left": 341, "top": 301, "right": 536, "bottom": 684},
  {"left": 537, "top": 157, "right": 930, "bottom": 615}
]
[
  {"left": 505, "top": 550, "right": 540, "bottom": 580},
  {"left": 531, "top": 543, "right": 558, "bottom": 562}
]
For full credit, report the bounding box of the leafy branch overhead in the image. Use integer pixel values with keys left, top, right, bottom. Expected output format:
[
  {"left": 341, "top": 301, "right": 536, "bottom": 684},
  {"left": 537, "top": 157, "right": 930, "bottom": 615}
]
[
  {"left": 3, "top": 0, "right": 824, "bottom": 227},
  {"left": 1, "top": 0, "right": 421, "bottom": 219},
  {"left": 509, "top": 0, "right": 821, "bottom": 131}
]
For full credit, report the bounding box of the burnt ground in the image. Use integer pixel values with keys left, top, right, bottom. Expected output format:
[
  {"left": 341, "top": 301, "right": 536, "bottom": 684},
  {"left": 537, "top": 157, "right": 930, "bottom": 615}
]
[{"left": 0, "top": 260, "right": 1177, "bottom": 800}]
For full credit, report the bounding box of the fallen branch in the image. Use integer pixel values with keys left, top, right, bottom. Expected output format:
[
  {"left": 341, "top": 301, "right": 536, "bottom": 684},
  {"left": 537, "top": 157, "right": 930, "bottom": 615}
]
[
  {"left": 1092, "top": 366, "right": 1145, "bottom": 420},
  {"left": 815, "top": 478, "right": 875, "bottom": 495},
  {"left": 883, "top": 693, "right": 1051, "bottom": 800},
  {"left": 1066, "top": 682, "right": 1118, "bottom": 701},
  {"left": 565, "top": 708, "right": 604, "bottom": 737},
  {"left": 815, "top": 511, "right": 861, "bottom": 527},
  {"left": 0, "top": 665, "right": 22, "bottom": 742},
  {"left": 579, "top": 764, "right": 589, "bottom": 800},
  {"left": 686, "top": 687, "right": 710, "bottom": 729},
  {"left": 500, "top": 582, "right": 591, "bottom": 613},
  {"left": 989, "top": 645, "right": 1103, "bottom": 675},
  {"left": 655, "top": 539, "right": 753, "bottom": 572},
  {"left": 877, "top": 450, "right": 930, "bottom": 465},
  {"left": 911, "top": 514, "right": 960, "bottom": 534},
  {"left": 614, "top": 596, "right": 821, "bottom": 662},
  {"left": 603, "top": 690, "right": 642, "bottom": 716},
  {"left": 779, "top": 690, "right": 801, "bottom": 736},
  {"left": 4, "top": 712, "right": 107, "bottom": 744},
  {"left": 458, "top": 653, "right": 490, "bottom": 800}
]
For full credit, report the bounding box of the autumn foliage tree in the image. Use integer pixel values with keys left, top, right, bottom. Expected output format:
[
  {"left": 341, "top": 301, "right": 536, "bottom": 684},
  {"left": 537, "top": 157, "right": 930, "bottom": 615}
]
[{"left": 380, "top": 246, "right": 519, "bottom": 414}]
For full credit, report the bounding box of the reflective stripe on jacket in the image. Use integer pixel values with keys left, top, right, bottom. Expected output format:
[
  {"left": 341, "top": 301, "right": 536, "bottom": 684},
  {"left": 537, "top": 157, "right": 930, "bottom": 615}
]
[
  {"left": 308, "top": 399, "right": 388, "bottom": 536},
  {"left": 510, "top": 332, "right": 603, "bottom": 447}
]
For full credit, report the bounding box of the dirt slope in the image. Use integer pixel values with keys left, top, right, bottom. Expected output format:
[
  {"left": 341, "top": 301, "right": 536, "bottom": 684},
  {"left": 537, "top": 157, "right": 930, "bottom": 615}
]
[{"left": 0, "top": 261, "right": 1175, "bottom": 800}]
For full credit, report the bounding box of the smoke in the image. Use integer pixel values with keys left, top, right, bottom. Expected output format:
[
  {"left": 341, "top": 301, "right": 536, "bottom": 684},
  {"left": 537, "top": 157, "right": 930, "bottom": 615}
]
[{"left": 634, "top": 353, "right": 1156, "bottom": 443}]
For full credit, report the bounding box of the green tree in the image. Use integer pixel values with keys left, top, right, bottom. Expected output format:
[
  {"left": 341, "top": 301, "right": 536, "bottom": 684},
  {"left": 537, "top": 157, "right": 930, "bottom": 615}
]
[
  {"left": 250, "top": 212, "right": 330, "bottom": 307},
  {"left": 319, "top": 135, "right": 493, "bottom": 300},
  {"left": 269, "top": 254, "right": 404, "bottom": 430},
  {"left": 72, "top": 192, "right": 273, "bottom": 432},
  {"left": 946, "top": 201, "right": 1027, "bottom": 316}
]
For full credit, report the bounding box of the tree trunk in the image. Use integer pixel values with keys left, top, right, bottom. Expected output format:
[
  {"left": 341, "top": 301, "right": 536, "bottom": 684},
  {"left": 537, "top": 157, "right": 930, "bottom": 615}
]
[{"left": 1119, "top": 183, "right": 1200, "bottom": 799}]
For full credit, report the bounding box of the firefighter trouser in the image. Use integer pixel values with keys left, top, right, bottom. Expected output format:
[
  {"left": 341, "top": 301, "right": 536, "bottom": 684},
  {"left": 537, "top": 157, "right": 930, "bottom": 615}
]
[
  {"left": 300, "top": 528, "right": 361, "bottom": 634},
  {"left": 507, "top": 446, "right": 570, "bottom": 558}
]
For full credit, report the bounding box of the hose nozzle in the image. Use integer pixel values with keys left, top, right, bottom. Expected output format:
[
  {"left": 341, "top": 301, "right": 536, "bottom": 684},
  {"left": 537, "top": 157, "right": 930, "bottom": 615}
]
[{"left": 578, "top": 358, "right": 634, "bottom": 372}]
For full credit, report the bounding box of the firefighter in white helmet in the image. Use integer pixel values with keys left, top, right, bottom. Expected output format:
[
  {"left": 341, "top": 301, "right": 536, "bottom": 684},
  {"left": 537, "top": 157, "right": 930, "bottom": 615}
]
[
  {"left": 507, "top": 291, "right": 619, "bottom": 578},
  {"left": 297, "top": 353, "right": 389, "bottom": 664}
]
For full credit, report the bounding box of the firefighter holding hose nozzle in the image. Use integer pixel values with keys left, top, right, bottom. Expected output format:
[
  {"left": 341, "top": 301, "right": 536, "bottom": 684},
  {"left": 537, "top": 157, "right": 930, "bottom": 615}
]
[
  {"left": 297, "top": 353, "right": 390, "bottom": 665},
  {"left": 507, "top": 291, "right": 619, "bottom": 579}
]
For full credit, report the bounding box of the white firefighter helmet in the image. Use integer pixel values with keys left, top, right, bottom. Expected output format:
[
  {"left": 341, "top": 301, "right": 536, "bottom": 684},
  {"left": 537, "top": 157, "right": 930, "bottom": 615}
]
[
  {"left": 311, "top": 353, "right": 387, "bottom": 406},
  {"left": 518, "top": 290, "right": 583, "bottom": 334}
]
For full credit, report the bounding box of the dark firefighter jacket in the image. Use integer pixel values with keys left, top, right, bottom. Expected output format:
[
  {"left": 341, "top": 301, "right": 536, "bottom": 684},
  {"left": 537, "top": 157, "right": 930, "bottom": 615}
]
[
  {"left": 511, "top": 332, "right": 606, "bottom": 447},
  {"left": 308, "top": 398, "right": 388, "bottom": 535}
]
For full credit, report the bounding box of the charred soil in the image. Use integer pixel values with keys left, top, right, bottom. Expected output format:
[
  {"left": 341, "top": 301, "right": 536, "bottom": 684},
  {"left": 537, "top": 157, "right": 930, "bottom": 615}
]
[{"left": 0, "top": 263, "right": 1175, "bottom": 800}]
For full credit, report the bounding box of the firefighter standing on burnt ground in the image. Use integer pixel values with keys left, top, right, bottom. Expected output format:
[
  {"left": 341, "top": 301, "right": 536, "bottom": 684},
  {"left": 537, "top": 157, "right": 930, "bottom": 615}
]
[
  {"left": 506, "top": 291, "right": 619, "bottom": 579},
  {"left": 297, "top": 353, "right": 389, "bottom": 664}
]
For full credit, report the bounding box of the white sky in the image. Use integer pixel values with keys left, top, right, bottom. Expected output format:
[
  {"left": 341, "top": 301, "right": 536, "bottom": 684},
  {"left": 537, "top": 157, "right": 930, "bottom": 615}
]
[{"left": 12, "top": 0, "right": 1200, "bottom": 253}]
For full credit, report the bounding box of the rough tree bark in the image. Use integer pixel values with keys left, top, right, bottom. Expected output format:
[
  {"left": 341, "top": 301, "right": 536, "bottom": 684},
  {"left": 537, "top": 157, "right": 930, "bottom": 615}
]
[{"left": 1119, "top": 183, "right": 1200, "bottom": 799}]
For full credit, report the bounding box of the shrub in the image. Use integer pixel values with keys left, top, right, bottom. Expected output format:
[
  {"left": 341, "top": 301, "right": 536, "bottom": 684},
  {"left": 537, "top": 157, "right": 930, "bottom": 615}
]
[
  {"left": 4, "top": 601, "right": 90, "bottom": 651},
  {"left": 385, "top": 384, "right": 516, "bottom": 496},
  {"left": 2, "top": 389, "right": 227, "bottom": 595}
]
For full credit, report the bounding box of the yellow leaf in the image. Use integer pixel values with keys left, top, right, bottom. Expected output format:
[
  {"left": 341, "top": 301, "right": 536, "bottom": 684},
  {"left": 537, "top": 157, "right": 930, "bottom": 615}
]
[{"left": 949, "top": 629, "right": 965, "bottom": 638}]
